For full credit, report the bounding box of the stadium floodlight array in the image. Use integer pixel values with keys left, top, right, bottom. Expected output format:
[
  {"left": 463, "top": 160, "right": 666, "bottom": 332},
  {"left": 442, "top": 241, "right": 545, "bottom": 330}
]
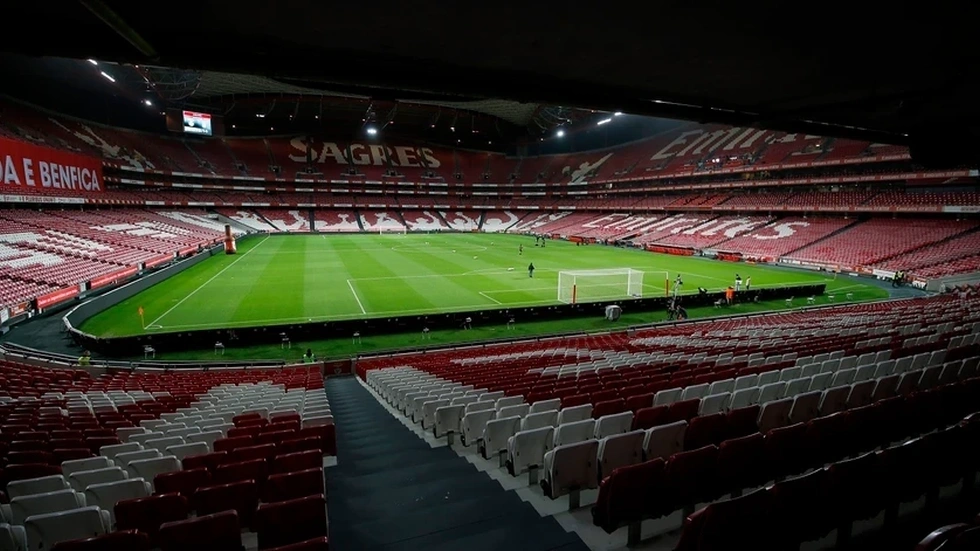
[{"left": 557, "top": 268, "right": 659, "bottom": 304}]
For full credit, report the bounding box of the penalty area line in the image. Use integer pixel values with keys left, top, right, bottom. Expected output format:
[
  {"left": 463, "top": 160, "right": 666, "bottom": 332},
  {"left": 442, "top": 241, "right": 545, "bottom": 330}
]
[
  {"left": 478, "top": 291, "right": 503, "bottom": 305},
  {"left": 346, "top": 279, "right": 367, "bottom": 315}
]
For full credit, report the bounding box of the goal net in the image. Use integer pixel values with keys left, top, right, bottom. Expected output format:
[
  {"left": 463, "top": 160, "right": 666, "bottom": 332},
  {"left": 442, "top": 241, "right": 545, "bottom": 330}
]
[{"left": 557, "top": 268, "right": 647, "bottom": 304}]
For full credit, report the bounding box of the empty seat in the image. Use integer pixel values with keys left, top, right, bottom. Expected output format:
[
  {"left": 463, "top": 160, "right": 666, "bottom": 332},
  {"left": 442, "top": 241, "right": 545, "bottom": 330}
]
[
  {"left": 788, "top": 391, "right": 822, "bottom": 425},
  {"left": 507, "top": 426, "right": 555, "bottom": 476},
  {"left": 84, "top": 479, "right": 151, "bottom": 527},
  {"left": 255, "top": 495, "right": 328, "bottom": 550},
  {"left": 541, "top": 439, "right": 599, "bottom": 500},
  {"left": 631, "top": 406, "right": 668, "bottom": 431},
  {"left": 143, "top": 437, "right": 184, "bottom": 453},
  {"left": 127, "top": 457, "right": 180, "bottom": 492},
  {"left": 819, "top": 386, "right": 850, "bottom": 415},
  {"left": 482, "top": 416, "right": 522, "bottom": 460},
  {"left": 154, "top": 468, "right": 211, "bottom": 498},
  {"left": 193, "top": 480, "right": 259, "bottom": 526},
  {"left": 24, "top": 506, "right": 110, "bottom": 551},
  {"left": 6, "top": 474, "right": 70, "bottom": 500},
  {"left": 434, "top": 404, "right": 465, "bottom": 438},
  {"left": 729, "top": 387, "right": 760, "bottom": 410},
  {"left": 60, "top": 457, "right": 111, "bottom": 478},
  {"left": 594, "top": 412, "right": 633, "bottom": 439},
  {"left": 214, "top": 458, "right": 268, "bottom": 486},
  {"left": 846, "top": 380, "right": 876, "bottom": 408},
  {"left": 167, "top": 442, "right": 210, "bottom": 462},
  {"left": 757, "top": 398, "right": 793, "bottom": 433},
  {"left": 643, "top": 420, "right": 687, "bottom": 460},
  {"left": 186, "top": 431, "right": 223, "bottom": 450},
  {"left": 262, "top": 468, "right": 324, "bottom": 503},
  {"left": 48, "top": 530, "right": 152, "bottom": 551},
  {"left": 784, "top": 377, "right": 810, "bottom": 397},
  {"left": 684, "top": 413, "right": 728, "bottom": 450},
  {"left": 99, "top": 442, "right": 142, "bottom": 460},
  {"left": 113, "top": 449, "right": 162, "bottom": 467},
  {"left": 529, "top": 398, "right": 561, "bottom": 413},
  {"left": 597, "top": 430, "right": 645, "bottom": 479},
  {"left": 699, "top": 393, "right": 731, "bottom": 415},
  {"left": 158, "top": 510, "right": 243, "bottom": 551},
  {"left": 270, "top": 450, "right": 321, "bottom": 475},
  {"left": 592, "top": 457, "right": 665, "bottom": 533},
  {"left": 8, "top": 489, "right": 86, "bottom": 525},
  {"left": 552, "top": 419, "right": 595, "bottom": 447},
  {"left": 115, "top": 493, "right": 190, "bottom": 544},
  {"left": 757, "top": 382, "right": 786, "bottom": 403},
  {"left": 460, "top": 409, "right": 496, "bottom": 446},
  {"left": 497, "top": 404, "right": 530, "bottom": 419},
  {"left": 653, "top": 388, "right": 681, "bottom": 406},
  {"left": 69, "top": 467, "right": 127, "bottom": 492}
]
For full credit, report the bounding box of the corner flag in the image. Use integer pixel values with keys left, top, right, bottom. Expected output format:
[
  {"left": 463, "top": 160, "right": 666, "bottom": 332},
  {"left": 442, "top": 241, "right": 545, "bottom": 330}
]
[{"left": 138, "top": 306, "right": 144, "bottom": 317}]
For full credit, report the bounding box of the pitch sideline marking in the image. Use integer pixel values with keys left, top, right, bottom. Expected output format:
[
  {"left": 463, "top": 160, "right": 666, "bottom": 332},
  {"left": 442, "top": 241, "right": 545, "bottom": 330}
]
[
  {"left": 144, "top": 235, "right": 271, "bottom": 330},
  {"left": 478, "top": 291, "right": 503, "bottom": 305},
  {"left": 346, "top": 279, "right": 368, "bottom": 315}
]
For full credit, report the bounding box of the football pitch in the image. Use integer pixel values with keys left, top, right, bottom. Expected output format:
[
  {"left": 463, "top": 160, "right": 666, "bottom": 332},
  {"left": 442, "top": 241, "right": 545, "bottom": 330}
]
[{"left": 80, "top": 233, "right": 886, "bottom": 338}]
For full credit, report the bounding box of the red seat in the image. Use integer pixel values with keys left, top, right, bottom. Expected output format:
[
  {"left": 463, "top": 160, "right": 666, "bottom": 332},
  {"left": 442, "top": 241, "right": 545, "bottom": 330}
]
[
  {"left": 213, "top": 458, "right": 267, "bottom": 485},
  {"left": 226, "top": 426, "right": 260, "bottom": 440},
  {"left": 232, "top": 412, "right": 262, "bottom": 426},
  {"left": 115, "top": 493, "right": 190, "bottom": 544},
  {"left": 85, "top": 436, "right": 120, "bottom": 454},
  {"left": 631, "top": 406, "right": 668, "bottom": 431},
  {"left": 827, "top": 452, "right": 886, "bottom": 526},
  {"left": 592, "top": 399, "right": 627, "bottom": 419},
  {"left": 805, "top": 411, "right": 850, "bottom": 465},
  {"left": 6, "top": 450, "right": 55, "bottom": 465},
  {"left": 53, "top": 448, "right": 94, "bottom": 463},
  {"left": 298, "top": 426, "right": 335, "bottom": 456},
  {"left": 181, "top": 451, "right": 229, "bottom": 472},
  {"left": 592, "top": 458, "right": 666, "bottom": 533},
  {"left": 159, "top": 510, "right": 243, "bottom": 551},
  {"left": 665, "top": 399, "right": 701, "bottom": 424},
  {"left": 270, "top": 413, "right": 302, "bottom": 426},
  {"left": 237, "top": 418, "right": 269, "bottom": 429},
  {"left": 256, "top": 494, "right": 328, "bottom": 549},
  {"left": 265, "top": 537, "right": 329, "bottom": 550},
  {"left": 213, "top": 436, "right": 255, "bottom": 453},
  {"left": 263, "top": 468, "right": 324, "bottom": 503},
  {"left": 676, "top": 488, "right": 776, "bottom": 551},
  {"left": 230, "top": 443, "right": 278, "bottom": 463},
  {"left": 683, "top": 412, "right": 727, "bottom": 450},
  {"left": 763, "top": 422, "right": 809, "bottom": 480},
  {"left": 663, "top": 445, "right": 720, "bottom": 510},
  {"left": 154, "top": 468, "right": 211, "bottom": 497},
  {"left": 50, "top": 530, "right": 152, "bottom": 551},
  {"left": 0, "top": 463, "right": 61, "bottom": 488},
  {"left": 278, "top": 437, "right": 321, "bottom": 456},
  {"left": 771, "top": 468, "right": 833, "bottom": 546},
  {"left": 625, "top": 393, "right": 654, "bottom": 413},
  {"left": 724, "top": 405, "right": 760, "bottom": 440},
  {"left": 8, "top": 440, "right": 48, "bottom": 452},
  {"left": 257, "top": 430, "right": 298, "bottom": 446},
  {"left": 717, "top": 433, "right": 768, "bottom": 494},
  {"left": 193, "top": 480, "right": 259, "bottom": 525},
  {"left": 271, "top": 450, "right": 322, "bottom": 475},
  {"left": 590, "top": 390, "right": 618, "bottom": 404},
  {"left": 560, "top": 394, "right": 590, "bottom": 408}
]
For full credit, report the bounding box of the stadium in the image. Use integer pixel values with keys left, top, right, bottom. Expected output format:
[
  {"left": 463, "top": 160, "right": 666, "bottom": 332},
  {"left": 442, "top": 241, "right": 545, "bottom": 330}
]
[{"left": 0, "top": 4, "right": 979, "bottom": 551}]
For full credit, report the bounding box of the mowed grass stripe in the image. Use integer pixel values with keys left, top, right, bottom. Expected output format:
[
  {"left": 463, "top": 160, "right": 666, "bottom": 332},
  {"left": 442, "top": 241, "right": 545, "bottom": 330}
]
[{"left": 78, "top": 233, "right": 891, "bottom": 337}]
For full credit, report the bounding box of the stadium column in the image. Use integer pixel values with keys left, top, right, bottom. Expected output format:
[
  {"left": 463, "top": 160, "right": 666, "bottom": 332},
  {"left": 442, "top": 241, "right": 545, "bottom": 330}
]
[{"left": 223, "top": 224, "right": 237, "bottom": 254}]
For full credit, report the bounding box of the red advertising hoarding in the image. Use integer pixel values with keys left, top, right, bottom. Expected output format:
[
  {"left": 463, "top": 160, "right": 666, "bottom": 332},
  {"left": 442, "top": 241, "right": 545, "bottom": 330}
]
[
  {"left": 0, "top": 137, "right": 104, "bottom": 195},
  {"left": 90, "top": 266, "right": 139, "bottom": 290},
  {"left": 37, "top": 286, "right": 80, "bottom": 309}
]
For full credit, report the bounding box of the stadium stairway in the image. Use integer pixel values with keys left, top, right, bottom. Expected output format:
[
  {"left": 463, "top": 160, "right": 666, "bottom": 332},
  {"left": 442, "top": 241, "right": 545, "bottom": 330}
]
[
  {"left": 324, "top": 377, "right": 588, "bottom": 551},
  {"left": 255, "top": 209, "right": 283, "bottom": 231}
]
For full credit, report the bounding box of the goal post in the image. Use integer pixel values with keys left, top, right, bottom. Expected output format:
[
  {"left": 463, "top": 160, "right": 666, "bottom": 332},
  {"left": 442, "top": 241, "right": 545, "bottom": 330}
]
[{"left": 557, "top": 268, "right": 651, "bottom": 304}]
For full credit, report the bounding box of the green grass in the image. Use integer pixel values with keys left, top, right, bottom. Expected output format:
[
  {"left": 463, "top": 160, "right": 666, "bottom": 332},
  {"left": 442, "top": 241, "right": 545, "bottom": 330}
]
[{"left": 79, "top": 233, "right": 889, "bottom": 360}]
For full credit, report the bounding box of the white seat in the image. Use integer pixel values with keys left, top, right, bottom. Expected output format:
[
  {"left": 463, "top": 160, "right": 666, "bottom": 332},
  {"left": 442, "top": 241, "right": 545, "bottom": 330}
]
[
  {"left": 166, "top": 427, "right": 201, "bottom": 439},
  {"left": 853, "top": 364, "right": 876, "bottom": 383},
  {"left": 788, "top": 391, "right": 822, "bottom": 424},
  {"left": 186, "top": 430, "right": 223, "bottom": 450},
  {"left": 594, "top": 412, "right": 633, "bottom": 440},
  {"left": 8, "top": 489, "right": 85, "bottom": 525},
  {"left": 421, "top": 399, "right": 451, "bottom": 430},
  {"left": 808, "top": 372, "right": 833, "bottom": 392},
  {"left": 846, "top": 380, "right": 876, "bottom": 408},
  {"left": 897, "top": 371, "right": 923, "bottom": 395},
  {"left": 98, "top": 442, "right": 142, "bottom": 460},
  {"left": 507, "top": 426, "right": 555, "bottom": 476},
  {"left": 679, "top": 383, "right": 708, "bottom": 401},
  {"left": 799, "top": 364, "right": 821, "bottom": 378},
  {"left": 698, "top": 392, "right": 731, "bottom": 415},
  {"left": 434, "top": 404, "right": 466, "bottom": 438},
  {"left": 143, "top": 436, "right": 185, "bottom": 453},
  {"left": 653, "top": 388, "right": 681, "bottom": 406},
  {"left": 521, "top": 410, "right": 559, "bottom": 431},
  {"left": 464, "top": 401, "right": 495, "bottom": 414},
  {"left": 939, "top": 362, "right": 962, "bottom": 385},
  {"left": 115, "top": 427, "right": 147, "bottom": 443},
  {"left": 707, "top": 378, "right": 734, "bottom": 395},
  {"left": 757, "top": 397, "right": 793, "bottom": 433},
  {"left": 497, "top": 404, "right": 530, "bottom": 419},
  {"left": 873, "top": 360, "right": 896, "bottom": 379},
  {"left": 541, "top": 439, "right": 599, "bottom": 500},
  {"left": 757, "top": 371, "right": 779, "bottom": 386},
  {"left": 450, "top": 396, "right": 478, "bottom": 408},
  {"left": 757, "top": 381, "right": 786, "bottom": 404},
  {"left": 871, "top": 374, "right": 900, "bottom": 401},
  {"left": 529, "top": 398, "right": 561, "bottom": 413},
  {"left": 552, "top": 419, "right": 596, "bottom": 447},
  {"left": 733, "top": 374, "right": 758, "bottom": 391},
  {"left": 729, "top": 387, "right": 760, "bottom": 410},
  {"left": 894, "top": 356, "right": 913, "bottom": 374},
  {"left": 918, "top": 365, "right": 943, "bottom": 390},
  {"left": 482, "top": 416, "right": 521, "bottom": 459},
  {"left": 167, "top": 442, "right": 210, "bottom": 462},
  {"left": 60, "top": 457, "right": 112, "bottom": 478},
  {"left": 495, "top": 396, "right": 524, "bottom": 411},
  {"left": 461, "top": 409, "right": 496, "bottom": 446},
  {"left": 779, "top": 367, "right": 802, "bottom": 382},
  {"left": 784, "top": 377, "right": 811, "bottom": 398},
  {"left": 819, "top": 386, "right": 850, "bottom": 415},
  {"left": 557, "top": 404, "right": 593, "bottom": 424},
  {"left": 83, "top": 478, "right": 150, "bottom": 527},
  {"left": 831, "top": 368, "right": 856, "bottom": 388},
  {"left": 139, "top": 419, "right": 169, "bottom": 431},
  {"left": 112, "top": 449, "right": 162, "bottom": 467},
  {"left": 68, "top": 467, "right": 127, "bottom": 492},
  {"left": 128, "top": 432, "right": 165, "bottom": 446},
  {"left": 5, "top": 476, "right": 70, "bottom": 500},
  {"left": 643, "top": 420, "right": 687, "bottom": 460},
  {"left": 125, "top": 456, "right": 180, "bottom": 492},
  {"left": 597, "top": 430, "right": 645, "bottom": 479},
  {"left": 23, "top": 506, "right": 110, "bottom": 551}
]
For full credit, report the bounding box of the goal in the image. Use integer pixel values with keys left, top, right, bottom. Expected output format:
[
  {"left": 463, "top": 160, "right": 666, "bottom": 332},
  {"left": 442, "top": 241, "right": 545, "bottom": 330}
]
[
  {"left": 557, "top": 268, "right": 649, "bottom": 304},
  {"left": 378, "top": 225, "right": 407, "bottom": 235}
]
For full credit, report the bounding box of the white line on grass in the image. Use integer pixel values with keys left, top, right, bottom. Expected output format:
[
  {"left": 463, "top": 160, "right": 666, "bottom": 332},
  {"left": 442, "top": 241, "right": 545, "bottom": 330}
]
[
  {"left": 478, "top": 291, "right": 503, "bottom": 304},
  {"left": 346, "top": 279, "right": 367, "bottom": 314},
  {"left": 145, "top": 235, "right": 270, "bottom": 330}
]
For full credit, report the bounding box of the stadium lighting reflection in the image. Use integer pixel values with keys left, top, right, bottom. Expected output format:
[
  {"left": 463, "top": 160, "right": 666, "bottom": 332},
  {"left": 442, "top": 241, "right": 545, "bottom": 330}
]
[
  {"left": 614, "top": 112, "right": 623, "bottom": 116},
  {"left": 556, "top": 129, "right": 565, "bottom": 138},
  {"left": 87, "top": 59, "right": 98, "bottom": 65},
  {"left": 99, "top": 71, "right": 115, "bottom": 83},
  {"left": 597, "top": 118, "right": 611, "bottom": 126},
  {"left": 366, "top": 127, "right": 378, "bottom": 135},
  {"left": 143, "top": 99, "right": 153, "bottom": 107}
]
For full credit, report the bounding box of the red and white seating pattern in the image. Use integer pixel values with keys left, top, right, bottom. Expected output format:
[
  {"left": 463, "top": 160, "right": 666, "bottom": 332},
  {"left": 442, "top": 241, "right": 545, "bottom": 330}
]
[
  {"left": 0, "top": 364, "right": 331, "bottom": 550},
  {"left": 629, "top": 214, "right": 719, "bottom": 246},
  {"left": 651, "top": 216, "right": 773, "bottom": 249},
  {"left": 216, "top": 210, "right": 277, "bottom": 232},
  {"left": 260, "top": 210, "right": 311, "bottom": 233},
  {"left": 481, "top": 211, "right": 521, "bottom": 233},
  {"left": 510, "top": 213, "right": 569, "bottom": 233},
  {"left": 359, "top": 211, "right": 405, "bottom": 232},
  {"left": 712, "top": 217, "right": 855, "bottom": 259},
  {"left": 313, "top": 210, "right": 362, "bottom": 232},
  {"left": 442, "top": 211, "right": 482, "bottom": 231},
  {"left": 401, "top": 211, "right": 448, "bottom": 232}
]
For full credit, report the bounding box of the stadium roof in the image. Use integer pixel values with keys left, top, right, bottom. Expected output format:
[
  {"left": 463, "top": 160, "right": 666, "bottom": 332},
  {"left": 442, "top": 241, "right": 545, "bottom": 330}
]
[{"left": 2, "top": 2, "right": 979, "bottom": 163}]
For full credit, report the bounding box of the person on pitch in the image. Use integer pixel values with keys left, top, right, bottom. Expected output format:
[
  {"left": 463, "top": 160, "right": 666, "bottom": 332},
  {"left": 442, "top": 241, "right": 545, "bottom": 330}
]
[
  {"left": 528, "top": 262, "right": 535, "bottom": 278},
  {"left": 519, "top": 244, "right": 523, "bottom": 255},
  {"left": 303, "top": 348, "right": 316, "bottom": 364}
]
